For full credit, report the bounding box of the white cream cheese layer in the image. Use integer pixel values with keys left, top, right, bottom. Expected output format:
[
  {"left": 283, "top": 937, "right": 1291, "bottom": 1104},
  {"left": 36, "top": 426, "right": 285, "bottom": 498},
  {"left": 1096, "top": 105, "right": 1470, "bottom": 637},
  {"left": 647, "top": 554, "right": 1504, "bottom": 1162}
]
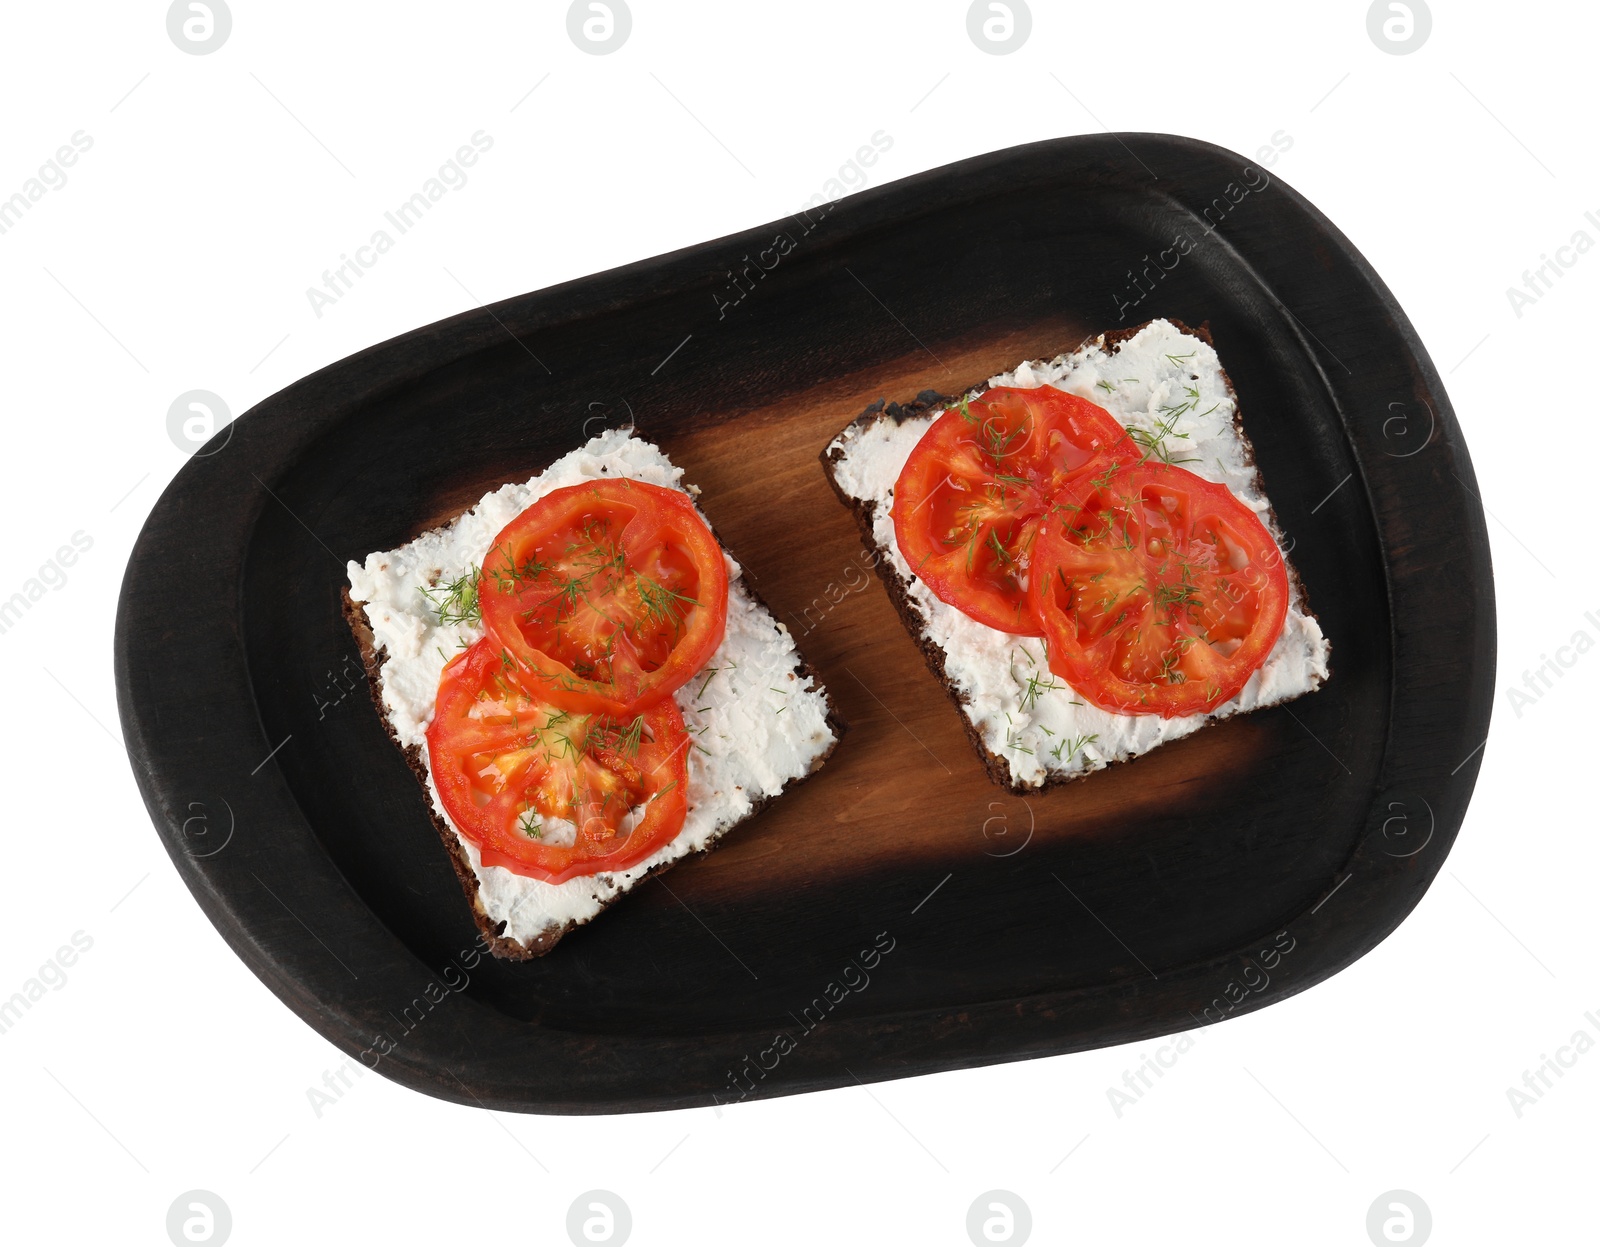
[
  {"left": 826, "top": 319, "right": 1330, "bottom": 789},
  {"left": 347, "top": 429, "right": 836, "bottom": 944}
]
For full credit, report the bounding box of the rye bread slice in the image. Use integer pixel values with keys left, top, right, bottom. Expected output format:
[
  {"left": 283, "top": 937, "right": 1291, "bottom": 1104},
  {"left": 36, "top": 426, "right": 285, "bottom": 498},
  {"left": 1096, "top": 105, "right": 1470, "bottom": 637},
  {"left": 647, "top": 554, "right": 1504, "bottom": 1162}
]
[
  {"left": 820, "top": 318, "right": 1326, "bottom": 795},
  {"left": 344, "top": 514, "right": 845, "bottom": 961}
]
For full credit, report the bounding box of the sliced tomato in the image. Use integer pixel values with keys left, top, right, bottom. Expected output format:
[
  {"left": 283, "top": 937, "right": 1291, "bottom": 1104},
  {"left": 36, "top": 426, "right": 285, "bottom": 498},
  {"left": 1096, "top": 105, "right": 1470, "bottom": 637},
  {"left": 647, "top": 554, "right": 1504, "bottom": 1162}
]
[
  {"left": 892, "top": 386, "right": 1134, "bottom": 634},
  {"left": 425, "top": 638, "right": 690, "bottom": 883},
  {"left": 478, "top": 478, "right": 728, "bottom": 716},
  {"left": 1028, "top": 462, "right": 1290, "bottom": 717}
]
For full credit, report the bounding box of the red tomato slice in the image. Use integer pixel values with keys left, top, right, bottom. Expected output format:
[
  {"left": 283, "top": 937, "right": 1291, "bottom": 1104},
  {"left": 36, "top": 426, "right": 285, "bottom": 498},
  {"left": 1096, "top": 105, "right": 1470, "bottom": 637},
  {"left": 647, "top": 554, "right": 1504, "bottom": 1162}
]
[
  {"left": 892, "top": 386, "right": 1134, "bottom": 634},
  {"left": 1028, "top": 462, "right": 1290, "bottom": 717},
  {"left": 426, "top": 638, "right": 690, "bottom": 883},
  {"left": 478, "top": 478, "right": 728, "bottom": 716}
]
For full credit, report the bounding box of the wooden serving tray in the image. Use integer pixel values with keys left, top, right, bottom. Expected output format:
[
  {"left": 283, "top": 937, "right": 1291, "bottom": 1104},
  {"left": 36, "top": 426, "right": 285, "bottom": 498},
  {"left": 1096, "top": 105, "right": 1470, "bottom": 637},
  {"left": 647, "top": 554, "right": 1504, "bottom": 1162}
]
[{"left": 115, "top": 134, "right": 1494, "bottom": 1113}]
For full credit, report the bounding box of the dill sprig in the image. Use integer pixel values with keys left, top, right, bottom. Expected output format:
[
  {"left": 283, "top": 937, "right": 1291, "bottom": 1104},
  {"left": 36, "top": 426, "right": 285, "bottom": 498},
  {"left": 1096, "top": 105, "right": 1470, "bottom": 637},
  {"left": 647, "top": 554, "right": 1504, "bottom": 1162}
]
[
  {"left": 635, "top": 573, "right": 698, "bottom": 632},
  {"left": 422, "top": 565, "right": 481, "bottom": 626},
  {"left": 1051, "top": 732, "right": 1098, "bottom": 764},
  {"left": 1127, "top": 404, "right": 1201, "bottom": 466},
  {"left": 592, "top": 713, "right": 644, "bottom": 758},
  {"left": 1019, "top": 670, "right": 1066, "bottom": 713},
  {"left": 694, "top": 664, "right": 729, "bottom": 700}
]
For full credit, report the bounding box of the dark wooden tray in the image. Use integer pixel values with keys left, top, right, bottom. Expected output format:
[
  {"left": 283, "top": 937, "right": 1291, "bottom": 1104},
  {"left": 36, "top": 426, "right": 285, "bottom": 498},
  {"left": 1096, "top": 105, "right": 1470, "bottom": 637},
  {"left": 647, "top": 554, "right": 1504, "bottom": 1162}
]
[{"left": 114, "top": 134, "right": 1494, "bottom": 1113}]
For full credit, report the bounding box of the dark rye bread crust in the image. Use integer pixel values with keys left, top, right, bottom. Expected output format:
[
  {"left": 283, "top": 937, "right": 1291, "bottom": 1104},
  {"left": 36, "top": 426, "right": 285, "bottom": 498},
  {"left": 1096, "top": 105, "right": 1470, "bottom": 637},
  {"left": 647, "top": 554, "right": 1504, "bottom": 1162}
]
[
  {"left": 343, "top": 558, "right": 844, "bottom": 961},
  {"left": 820, "top": 318, "right": 1324, "bottom": 795}
]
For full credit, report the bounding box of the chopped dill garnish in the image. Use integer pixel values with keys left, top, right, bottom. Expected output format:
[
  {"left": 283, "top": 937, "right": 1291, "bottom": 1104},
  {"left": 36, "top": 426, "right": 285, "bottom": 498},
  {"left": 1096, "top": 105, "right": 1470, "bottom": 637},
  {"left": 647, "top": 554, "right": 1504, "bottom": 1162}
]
[
  {"left": 484, "top": 546, "right": 551, "bottom": 596},
  {"left": 634, "top": 573, "right": 698, "bottom": 634},
  {"left": 423, "top": 565, "right": 481, "bottom": 626},
  {"left": 1020, "top": 670, "right": 1066, "bottom": 713},
  {"left": 1052, "top": 732, "right": 1098, "bottom": 764},
  {"left": 694, "top": 665, "right": 728, "bottom": 699},
  {"left": 594, "top": 713, "right": 644, "bottom": 757},
  {"left": 1126, "top": 406, "right": 1200, "bottom": 466}
]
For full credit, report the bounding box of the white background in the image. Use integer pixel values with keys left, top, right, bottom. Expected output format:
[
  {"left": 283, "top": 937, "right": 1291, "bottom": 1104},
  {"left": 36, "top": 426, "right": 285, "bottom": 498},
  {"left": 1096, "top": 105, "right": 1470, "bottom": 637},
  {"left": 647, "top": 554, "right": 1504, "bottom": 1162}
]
[{"left": 0, "top": 1, "right": 1593, "bottom": 1244}]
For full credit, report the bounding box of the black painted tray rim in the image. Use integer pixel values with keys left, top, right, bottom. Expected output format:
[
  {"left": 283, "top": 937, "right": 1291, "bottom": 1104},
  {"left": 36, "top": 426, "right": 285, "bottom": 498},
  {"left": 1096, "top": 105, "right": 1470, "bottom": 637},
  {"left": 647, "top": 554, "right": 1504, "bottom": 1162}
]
[{"left": 114, "top": 132, "right": 1495, "bottom": 1113}]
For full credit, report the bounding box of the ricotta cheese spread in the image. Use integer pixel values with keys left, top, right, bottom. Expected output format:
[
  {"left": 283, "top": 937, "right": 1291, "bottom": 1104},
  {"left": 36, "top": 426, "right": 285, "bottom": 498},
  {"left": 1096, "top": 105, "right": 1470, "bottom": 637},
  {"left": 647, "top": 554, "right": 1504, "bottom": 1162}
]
[
  {"left": 825, "top": 319, "right": 1330, "bottom": 789},
  {"left": 347, "top": 429, "right": 837, "bottom": 945}
]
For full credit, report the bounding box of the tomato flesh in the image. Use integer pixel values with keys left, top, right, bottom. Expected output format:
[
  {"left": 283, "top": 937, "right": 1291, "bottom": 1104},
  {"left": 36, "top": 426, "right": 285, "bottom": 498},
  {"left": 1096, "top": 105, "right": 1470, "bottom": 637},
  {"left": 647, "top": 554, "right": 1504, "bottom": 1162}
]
[
  {"left": 892, "top": 386, "right": 1134, "bottom": 634},
  {"left": 1027, "top": 463, "right": 1290, "bottom": 717},
  {"left": 479, "top": 479, "right": 728, "bottom": 715},
  {"left": 426, "top": 638, "right": 690, "bottom": 883}
]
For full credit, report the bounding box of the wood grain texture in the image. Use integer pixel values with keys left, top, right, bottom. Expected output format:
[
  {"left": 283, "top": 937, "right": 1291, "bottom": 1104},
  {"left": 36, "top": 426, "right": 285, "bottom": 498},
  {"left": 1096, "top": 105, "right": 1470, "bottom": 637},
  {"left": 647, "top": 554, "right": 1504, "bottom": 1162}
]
[{"left": 114, "top": 135, "right": 1494, "bottom": 1113}]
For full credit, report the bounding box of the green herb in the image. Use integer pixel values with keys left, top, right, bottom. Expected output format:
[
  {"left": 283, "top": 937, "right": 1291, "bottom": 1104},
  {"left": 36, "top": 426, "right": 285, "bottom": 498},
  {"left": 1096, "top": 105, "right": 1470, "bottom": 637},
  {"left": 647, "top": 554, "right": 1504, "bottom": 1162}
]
[
  {"left": 1126, "top": 406, "right": 1199, "bottom": 466},
  {"left": 484, "top": 546, "right": 552, "bottom": 596},
  {"left": 595, "top": 713, "right": 644, "bottom": 757},
  {"left": 984, "top": 527, "right": 1013, "bottom": 569},
  {"left": 1052, "top": 732, "right": 1098, "bottom": 764},
  {"left": 636, "top": 573, "right": 698, "bottom": 632},
  {"left": 694, "top": 665, "right": 727, "bottom": 699},
  {"left": 1020, "top": 670, "right": 1065, "bottom": 712},
  {"left": 423, "top": 566, "right": 481, "bottom": 626},
  {"left": 982, "top": 418, "right": 1028, "bottom": 461},
  {"left": 1090, "top": 462, "right": 1121, "bottom": 489}
]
